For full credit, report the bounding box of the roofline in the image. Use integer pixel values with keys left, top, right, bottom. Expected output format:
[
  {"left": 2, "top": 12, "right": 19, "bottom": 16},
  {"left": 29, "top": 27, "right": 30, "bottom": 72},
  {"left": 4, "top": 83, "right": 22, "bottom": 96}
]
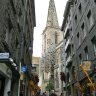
[{"left": 61, "top": 0, "right": 74, "bottom": 31}]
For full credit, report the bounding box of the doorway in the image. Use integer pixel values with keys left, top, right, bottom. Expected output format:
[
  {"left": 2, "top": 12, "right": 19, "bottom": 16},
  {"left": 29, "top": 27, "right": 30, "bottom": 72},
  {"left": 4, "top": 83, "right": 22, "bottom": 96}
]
[{"left": 0, "top": 75, "right": 5, "bottom": 96}]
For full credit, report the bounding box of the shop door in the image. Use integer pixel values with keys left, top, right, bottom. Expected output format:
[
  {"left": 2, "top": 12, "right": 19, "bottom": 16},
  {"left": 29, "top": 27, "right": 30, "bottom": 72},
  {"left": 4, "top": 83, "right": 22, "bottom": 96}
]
[{"left": 0, "top": 75, "right": 5, "bottom": 96}]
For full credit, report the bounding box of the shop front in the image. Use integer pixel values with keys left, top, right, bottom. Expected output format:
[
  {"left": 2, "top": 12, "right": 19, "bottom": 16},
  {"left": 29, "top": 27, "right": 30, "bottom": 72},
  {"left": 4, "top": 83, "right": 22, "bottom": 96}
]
[
  {"left": 0, "top": 75, "right": 5, "bottom": 96},
  {"left": 78, "top": 60, "right": 96, "bottom": 95},
  {"left": 0, "top": 54, "right": 20, "bottom": 96},
  {"left": 0, "top": 62, "right": 12, "bottom": 96}
]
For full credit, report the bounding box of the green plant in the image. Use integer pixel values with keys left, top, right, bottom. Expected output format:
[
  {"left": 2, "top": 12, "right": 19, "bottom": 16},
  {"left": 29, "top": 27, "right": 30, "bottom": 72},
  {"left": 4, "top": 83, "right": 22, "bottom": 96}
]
[{"left": 45, "top": 81, "right": 54, "bottom": 92}]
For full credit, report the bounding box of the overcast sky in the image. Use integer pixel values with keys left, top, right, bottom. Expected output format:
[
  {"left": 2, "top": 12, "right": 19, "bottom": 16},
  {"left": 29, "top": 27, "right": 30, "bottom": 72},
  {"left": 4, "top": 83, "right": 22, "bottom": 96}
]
[{"left": 33, "top": 0, "right": 68, "bottom": 57}]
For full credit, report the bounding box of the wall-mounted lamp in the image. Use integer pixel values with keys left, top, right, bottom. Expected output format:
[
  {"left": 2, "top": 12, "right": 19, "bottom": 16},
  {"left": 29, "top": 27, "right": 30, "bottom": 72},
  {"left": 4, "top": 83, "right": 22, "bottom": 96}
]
[
  {"left": 9, "top": 58, "right": 13, "bottom": 63},
  {"left": 9, "top": 58, "right": 17, "bottom": 70},
  {"left": 12, "top": 63, "right": 16, "bottom": 67}
]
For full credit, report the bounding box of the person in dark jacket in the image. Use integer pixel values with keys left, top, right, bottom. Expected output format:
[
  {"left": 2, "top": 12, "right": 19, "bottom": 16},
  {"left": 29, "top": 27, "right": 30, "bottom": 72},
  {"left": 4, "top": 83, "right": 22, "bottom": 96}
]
[
  {"left": 7, "top": 91, "right": 12, "bottom": 96},
  {"left": 60, "top": 93, "right": 63, "bottom": 96},
  {"left": 50, "top": 93, "right": 57, "bottom": 96}
]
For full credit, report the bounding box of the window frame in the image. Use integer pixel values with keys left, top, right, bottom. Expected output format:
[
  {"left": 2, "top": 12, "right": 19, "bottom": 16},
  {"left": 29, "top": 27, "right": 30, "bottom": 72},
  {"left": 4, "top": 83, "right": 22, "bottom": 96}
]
[{"left": 87, "top": 10, "right": 94, "bottom": 29}]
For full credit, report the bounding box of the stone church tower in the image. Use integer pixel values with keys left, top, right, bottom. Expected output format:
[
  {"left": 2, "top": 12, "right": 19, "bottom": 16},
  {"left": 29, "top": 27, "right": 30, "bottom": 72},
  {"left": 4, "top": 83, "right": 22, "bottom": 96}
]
[{"left": 41, "top": 0, "right": 63, "bottom": 93}]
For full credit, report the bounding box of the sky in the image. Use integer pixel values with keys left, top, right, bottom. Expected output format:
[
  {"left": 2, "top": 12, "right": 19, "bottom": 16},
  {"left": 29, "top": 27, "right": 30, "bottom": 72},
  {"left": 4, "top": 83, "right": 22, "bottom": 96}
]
[{"left": 33, "top": 0, "right": 68, "bottom": 57}]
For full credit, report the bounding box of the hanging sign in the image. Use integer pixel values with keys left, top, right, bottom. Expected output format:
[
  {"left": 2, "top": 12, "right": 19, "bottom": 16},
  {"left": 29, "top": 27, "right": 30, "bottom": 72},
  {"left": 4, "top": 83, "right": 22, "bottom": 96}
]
[
  {"left": 82, "top": 61, "right": 92, "bottom": 71},
  {"left": 22, "top": 65, "right": 27, "bottom": 73},
  {"left": 0, "top": 53, "right": 9, "bottom": 59}
]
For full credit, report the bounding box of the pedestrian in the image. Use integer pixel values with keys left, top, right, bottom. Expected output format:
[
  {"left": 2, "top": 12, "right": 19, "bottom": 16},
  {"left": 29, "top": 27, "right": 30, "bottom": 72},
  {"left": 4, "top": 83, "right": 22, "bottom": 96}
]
[
  {"left": 20, "top": 91, "right": 23, "bottom": 96},
  {"left": 7, "top": 91, "right": 12, "bottom": 96},
  {"left": 50, "top": 93, "right": 57, "bottom": 96},
  {"left": 42, "top": 92, "right": 46, "bottom": 96},
  {"left": 60, "top": 93, "right": 63, "bottom": 96},
  {"left": 44, "top": 91, "right": 48, "bottom": 96}
]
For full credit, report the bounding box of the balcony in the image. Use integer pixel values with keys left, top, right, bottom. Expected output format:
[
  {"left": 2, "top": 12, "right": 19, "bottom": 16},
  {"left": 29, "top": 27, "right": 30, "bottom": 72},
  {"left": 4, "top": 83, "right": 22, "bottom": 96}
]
[
  {"left": 65, "top": 39, "right": 71, "bottom": 52},
  {"left": 66, "top": 55, "right": 72, "bottom": 67}
]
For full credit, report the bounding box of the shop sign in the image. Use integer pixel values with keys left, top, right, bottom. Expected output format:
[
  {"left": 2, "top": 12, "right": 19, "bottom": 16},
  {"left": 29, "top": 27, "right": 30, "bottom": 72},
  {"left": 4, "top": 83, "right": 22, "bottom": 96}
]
[
  {"left": 0, "top": 53, "right": 9, "bottom": 59},
  {"left": 22, "top": 65, "right": 27, "bottom": 73},
  {"left": 87, "top": 83, "right": 95, "bottom": 86},
  {"left": 82, "top": 61, "right": 92, "bottom": 71}
]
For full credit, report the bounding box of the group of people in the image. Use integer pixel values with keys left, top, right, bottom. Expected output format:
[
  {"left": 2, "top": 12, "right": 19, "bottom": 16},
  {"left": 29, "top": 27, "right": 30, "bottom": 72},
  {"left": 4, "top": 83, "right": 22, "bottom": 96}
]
[{"left": 40, "top": 90, "right": 63, "bottom": 96}]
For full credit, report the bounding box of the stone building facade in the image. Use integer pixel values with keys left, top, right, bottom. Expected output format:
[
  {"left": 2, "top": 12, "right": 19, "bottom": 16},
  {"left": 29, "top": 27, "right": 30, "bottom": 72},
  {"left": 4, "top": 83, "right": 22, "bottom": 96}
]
[
  {"left": 61, "top": 0, "right": 96, "bottom": 96},
  {"left": 41, "top": 0, "right": 64, "bottom": 95},
  {"left": 54, "top": 40, "right": 65, "bottom": 95},
  {"left": 0, "top": 0, "right": 36, "bottom": 96}
]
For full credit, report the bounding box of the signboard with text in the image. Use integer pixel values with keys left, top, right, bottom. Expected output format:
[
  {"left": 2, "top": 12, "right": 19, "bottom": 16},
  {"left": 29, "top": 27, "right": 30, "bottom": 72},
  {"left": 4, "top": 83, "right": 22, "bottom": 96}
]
[
  {"left": 83, "top": 61, "right": 92, "bottom": 71},
  {"left": 0, "top": 53, "right": 9, "bottom": 59},
  {"left": 22, "top": 65, "right": 27, "bottom": 73}
]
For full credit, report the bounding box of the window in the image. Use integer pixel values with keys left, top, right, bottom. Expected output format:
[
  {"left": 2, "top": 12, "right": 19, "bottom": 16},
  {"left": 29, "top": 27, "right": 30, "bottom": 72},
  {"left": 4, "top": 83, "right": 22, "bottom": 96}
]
[
  {"left": 94, "top": 0, "right": 96, "bottom": 3},
  {"left": 55, "top": 33, "right": 58, "bottom": 44},
  {"left": 47, "top": 39, "right": 51, "bottom": 44},
  {"left": 72, "top": 44, "right": 74, "bottom": 54},
  {"left": 8, "top": 17, "right": 13, "bottom": 32},
  {"left": 70, "top": 27, "right": 73, "bottom": 36},
  {"left": 17, "top": 23, "right": 21, "bottom": 32},
  {"left": 79, "top": 54, "right": 82, "bottom": 64},
  {"left": 16, "top": 38, "right": 19, "bottom": 48},
  {"left": 32, "top": 67, "right": 36, "bottom": 72},
  {"left": 75, "top": 15, "right": 77, "bottom": 22},
  {"left": 22, "top": 0, "right": 24, "bottom": 6},
  {"left": 78, "top": 3, "right": 82, "bottom": 13},
  {"left": 69, "top": 14, "right": 70, "bottom": 18},
  {"left": 44, "top": 35, "right": 46, "bottom": 51},
  {"left": 84, "top": 46, "right": 89, "bottom": 60},
  {"left": 75, "top": 0, "right": 77, "bottom": 4},
  {"left": 91, "top": 36, "right": 96, "bottom": 56},
  {"left": 77, "top": 32, "right": 81, "bottom": 45},
  {"left": 10, "top": 0, "right": 16, "bottom": 15},
  {"left": 5, "top": 28, "right": 9, "bottom": 43},
  {"left": 87, "top": 10, "right": 94, "bottom": 29},
  {"left": 55, "top": 71, "right": 59, "bottom": 88},
  {"left": 81, "top": 22, "right": 86, "bottom": 38},
  {"left": 70, "top": 27, "right": 72, "bottom": 31},
  {"left": 43, "top": 73, "right": 44, "bottom": 80}
]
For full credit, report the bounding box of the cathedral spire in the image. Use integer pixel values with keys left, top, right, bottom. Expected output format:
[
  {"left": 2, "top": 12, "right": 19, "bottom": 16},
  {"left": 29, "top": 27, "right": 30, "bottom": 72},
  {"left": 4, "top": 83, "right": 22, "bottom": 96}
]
[{"left": 46, "top": 0, "right": 59, "bottom": 28}]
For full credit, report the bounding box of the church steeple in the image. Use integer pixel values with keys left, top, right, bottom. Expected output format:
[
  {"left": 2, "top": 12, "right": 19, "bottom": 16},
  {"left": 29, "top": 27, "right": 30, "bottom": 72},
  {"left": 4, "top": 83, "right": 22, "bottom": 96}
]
[{"left": 46, "top": 0, "right": 59, "bottom": 28}]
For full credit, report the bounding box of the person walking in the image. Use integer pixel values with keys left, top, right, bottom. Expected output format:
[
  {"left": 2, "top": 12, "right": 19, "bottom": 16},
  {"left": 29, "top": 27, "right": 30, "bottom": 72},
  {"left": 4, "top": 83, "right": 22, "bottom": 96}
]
[
  {"left": 60, "top": 93, "right": 63, "bottom": 96},
  {"left": 42, "top": 92, "right": 46, "bottom": 96},
  {"left": 7, "top": 91, "right": 12, "bottom": 96}
]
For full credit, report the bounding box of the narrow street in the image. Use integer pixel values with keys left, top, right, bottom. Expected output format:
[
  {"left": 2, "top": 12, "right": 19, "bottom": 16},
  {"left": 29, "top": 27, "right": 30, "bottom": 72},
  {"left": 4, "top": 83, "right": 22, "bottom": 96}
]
[{"left": 0, "top": 0, "right": 96, "bottom": 96}]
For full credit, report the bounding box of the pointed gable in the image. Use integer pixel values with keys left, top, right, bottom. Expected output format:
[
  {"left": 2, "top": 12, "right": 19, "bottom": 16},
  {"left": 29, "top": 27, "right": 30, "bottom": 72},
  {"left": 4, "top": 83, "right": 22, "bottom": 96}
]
[{"left": 46, "top": 0, "right": 59, "bottom": 28}]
